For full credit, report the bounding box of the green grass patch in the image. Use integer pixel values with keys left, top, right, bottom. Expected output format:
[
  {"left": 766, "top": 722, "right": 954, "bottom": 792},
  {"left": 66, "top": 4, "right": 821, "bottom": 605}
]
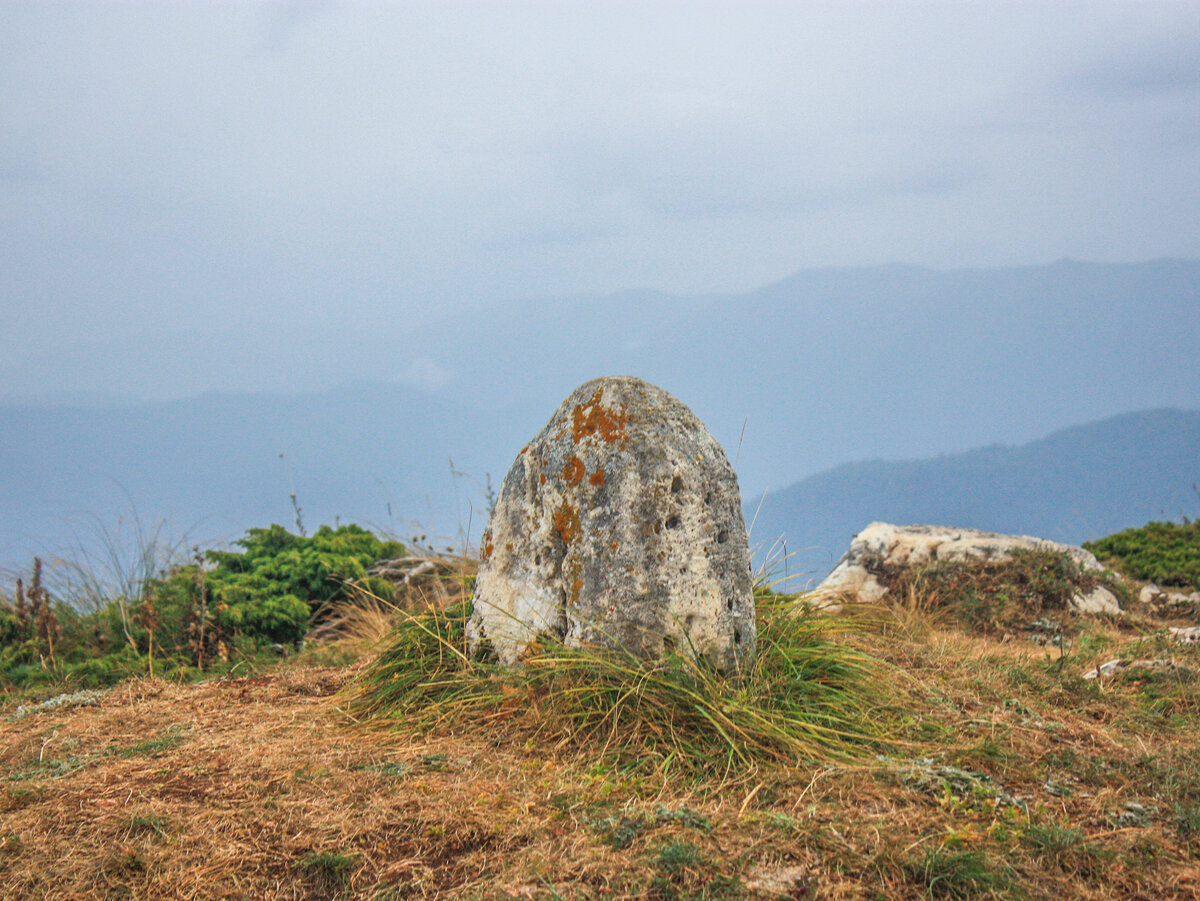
[
  {"left": 5, "top": 754, "right": 92, "bottom": 782},
  {"left": 1020, "top": 822, "right": 1106, "bottom": 873},
  {"left": 122, "top": 814, "right": 171, "bottom": 840},
  {"left": 905, "top": 847, "right": 1017, "bottom": 900},
  {"left": 645, "top": 839, "right": 741, "bottom": 901},
  {"left": 652, "top": 838, "right": 702, "bottom": 874},
  {"left": 114, "top": 724, "right": 189, "bottom": 758},
  {"left": 296, "top": 850, "right": 357, "bottom": 895},
  {"left": 347, "top": 592, "right": 898, "bottom": 777},
  {"left": 588, "top": 804, "right": 712, "bottom": 850},
  {"left": 349, "top": 760, "right": 411, "bottom": 778}
]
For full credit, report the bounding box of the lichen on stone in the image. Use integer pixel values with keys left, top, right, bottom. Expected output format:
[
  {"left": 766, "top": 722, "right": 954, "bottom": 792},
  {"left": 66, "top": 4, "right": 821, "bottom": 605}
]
[{"left": 466, "top": 376, "right": 755, "bottom": 672}]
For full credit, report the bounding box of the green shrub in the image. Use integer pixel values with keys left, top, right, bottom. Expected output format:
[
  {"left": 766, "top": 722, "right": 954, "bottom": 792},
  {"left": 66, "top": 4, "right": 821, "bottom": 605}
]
[
  {"left": 206, "top": 524, "right": 405, "bottom": 618},
  {"left": 1, "top": 523, "right": 406, "bottom": 692},
  {"left": 141, "top": 523, "right": 406, "bottom": 654},
  {"left": 1084, "top": 520, "right": 1200, "bottom": 590},
  {"left": 213, "top": 583, "right": 309, "bottom": 645}
]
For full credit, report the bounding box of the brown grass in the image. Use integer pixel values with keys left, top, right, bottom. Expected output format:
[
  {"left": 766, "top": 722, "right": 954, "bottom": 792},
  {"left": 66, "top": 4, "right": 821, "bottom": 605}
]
[{"left": 3, "top": 595, "right": 1200, "bottom": 899}]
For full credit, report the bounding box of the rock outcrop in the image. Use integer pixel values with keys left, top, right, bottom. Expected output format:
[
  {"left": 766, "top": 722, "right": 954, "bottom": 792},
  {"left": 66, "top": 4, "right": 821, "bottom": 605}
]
[
  {"left": 1139, "top": 583, "right": 1200, "bottom": 608},
  {"left": 816, "top": 522, "right": 1120, "bottom": 615},
  {"left": 1083, "top": 658, "right": 1195, "bottom": 680},
  {"left": 1070, "top": 585, "right": 1123, "bottom": 616},
  {"left": 467, "top": 377, "right": 754, "bottom": 672},
  {"left": 1170, "top": 626, "right": 1200, "bottom": 644}
]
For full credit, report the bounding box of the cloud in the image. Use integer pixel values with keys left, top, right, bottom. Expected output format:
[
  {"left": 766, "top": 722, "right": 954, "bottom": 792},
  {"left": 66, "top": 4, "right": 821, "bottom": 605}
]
[
  {"left": 252, "top": 0, "right": 334, "bottom": 54},
  {"left": 0, "top": 2, "right": 1198, "bottom": 401},
  {"left": 1069, "top": 31, "right": 1200, "bottom": 98},
  {"left": 393, "top": 357, "right": 454, "bottom": 393}
]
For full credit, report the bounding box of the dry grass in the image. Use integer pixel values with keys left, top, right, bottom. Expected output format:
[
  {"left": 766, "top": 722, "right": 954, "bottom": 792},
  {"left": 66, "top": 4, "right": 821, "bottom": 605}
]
[
  {"left": 3, "top": 582, "right": 1200, "bottom": 899},
  {"left": 346, "top": 591, "right": 896, "bottom": 781},
  {"left": 304, "top": 552, "right": 477, "bottom": 665}
]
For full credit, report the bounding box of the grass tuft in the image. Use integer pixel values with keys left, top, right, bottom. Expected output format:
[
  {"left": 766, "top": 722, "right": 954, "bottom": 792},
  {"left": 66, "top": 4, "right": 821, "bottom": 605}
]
[
  {"left": 905, "top": 846, "right": 1016, "bottom": 900},
  {"left": 346, "top": 590, "right": 897, "bottom": 777},
  {"left": 296, "top": 850, "right": 357, "bottom": 894}
]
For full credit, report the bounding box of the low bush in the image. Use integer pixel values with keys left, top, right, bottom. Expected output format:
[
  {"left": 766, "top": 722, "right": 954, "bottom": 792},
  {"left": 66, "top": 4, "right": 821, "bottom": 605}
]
[
  {"left": 1084, "top": 520, "right": 1200, "bottom": 590},
  {"left": 0, "top": 523, "right": 407, "bottom": 693},
  {"left": 885, "top": 548, "right": 1120, "bottom": 633}
]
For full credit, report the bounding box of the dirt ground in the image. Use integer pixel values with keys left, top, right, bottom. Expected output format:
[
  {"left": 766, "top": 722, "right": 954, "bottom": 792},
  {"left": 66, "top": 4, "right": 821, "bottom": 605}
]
[{"left": 4, "top": 627, "right": 1200, "bottom": 900}]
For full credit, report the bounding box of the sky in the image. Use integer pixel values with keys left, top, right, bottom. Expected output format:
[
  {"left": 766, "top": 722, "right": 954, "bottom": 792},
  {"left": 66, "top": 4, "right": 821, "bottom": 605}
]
[{"left": 2, "top": 1, "right": 1200, "bottom": 402}]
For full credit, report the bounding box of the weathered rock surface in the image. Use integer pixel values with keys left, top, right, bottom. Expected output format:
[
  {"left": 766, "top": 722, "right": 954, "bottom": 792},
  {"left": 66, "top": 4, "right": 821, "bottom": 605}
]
[
  {"left": 1070, "top": 585, "right": 1122, "bottom": 616},
  {"left": 467, "top": 376, "right": 754, "bottom": 671},
  {"left": 743, "top": 865, "right": 814, "bottom": 896},
  {"left": 1083, "top": 658, "right": 1195, "bottom": 680},
  {"left": 816, "top": 522, "right": 1118, "bottom": 614},
  {"left": 1139, "top": 583, "right": 1200, "bottom": 607},
  {"left": 1170, "top": 626, "right": 1200, "bottom": 644}
]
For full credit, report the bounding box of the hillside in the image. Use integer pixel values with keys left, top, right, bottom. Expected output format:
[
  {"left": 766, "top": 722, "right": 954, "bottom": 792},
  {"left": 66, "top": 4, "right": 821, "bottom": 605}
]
[
  {"left": 378, "top": 259, "right": 1200, "bottom": 494},
  {"left": 750, "top": 408, "right": 1200, "bottom": 584},
  {"left": 3, "top": 589, "right": 1200, "bottom": 900},
  {"left": 3, "top": 259, "right": 1198, "bottom": 574},
  {"left": 4, "top": 486, "right": 1200, "bottom": 898}
]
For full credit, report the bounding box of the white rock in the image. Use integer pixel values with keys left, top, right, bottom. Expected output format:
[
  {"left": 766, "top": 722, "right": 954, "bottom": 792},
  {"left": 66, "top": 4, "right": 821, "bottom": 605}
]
[
  {"left": 1139, "top": 583, "right": 1163, "bottom": 604},
  {"left": 467, "top": 377, "right": 755, "bottom": 672},
  {"left": 1084, "top": 658, "right": 1193, "bottom": 679},
  {"left": 1167, "top": 590, "right": 1200, "bottom": 606},
  {"left": 816, "top": 522, "right": 1110, "bottom": 611},
  {"left": 1138, "top": 583, "right": 1200, "bottom": 607},
  {"left": 1170, "top": 626, "right": 1200, "bottom": 644},
  {"left": 1083, "top": 659, "right": 1127, "bottom": 679},
  {"left": 743, "top": 865, "right": 812, "bottom": 895},
  {"left": 1069, "top": 586, "right": 1122, "bottom": 616}
]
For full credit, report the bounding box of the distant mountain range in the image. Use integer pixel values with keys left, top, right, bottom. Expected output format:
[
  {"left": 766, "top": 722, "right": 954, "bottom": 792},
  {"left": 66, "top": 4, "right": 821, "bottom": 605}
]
[
  {"left": 749, "top": 408, "right": 1200, "bottom": 587},
  {"left": 1, "top": 259, "right": 1197, "bottom": 578},
  {"left": 376, "top": 258, "right": 1200, "bottom": 497},
  {"left": 0, "top": 384, "right": 510, "bottom": 572}
]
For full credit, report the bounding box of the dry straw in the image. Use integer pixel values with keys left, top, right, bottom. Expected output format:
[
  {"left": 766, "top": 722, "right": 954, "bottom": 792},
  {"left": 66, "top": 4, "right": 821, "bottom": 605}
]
[{"left": 346, "top": 586, "right": 899, "bottom": 779}]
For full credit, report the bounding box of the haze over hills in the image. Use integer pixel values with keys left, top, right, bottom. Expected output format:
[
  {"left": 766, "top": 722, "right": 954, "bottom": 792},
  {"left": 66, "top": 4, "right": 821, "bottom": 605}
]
[
  {"left": 1, "top": 260, "right": 1197, "bottom": 577},
  {"left": 749, "top": 408, "right": 1200, "bottom": 588},
  {"left": 0, "top": 384, "right": 511, "bottom": 571}
]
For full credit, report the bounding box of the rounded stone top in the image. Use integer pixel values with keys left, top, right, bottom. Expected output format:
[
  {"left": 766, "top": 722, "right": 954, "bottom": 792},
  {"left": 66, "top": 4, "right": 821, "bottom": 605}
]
[{"left": 467, "top": 376, "right": 755, "bottom": 672}]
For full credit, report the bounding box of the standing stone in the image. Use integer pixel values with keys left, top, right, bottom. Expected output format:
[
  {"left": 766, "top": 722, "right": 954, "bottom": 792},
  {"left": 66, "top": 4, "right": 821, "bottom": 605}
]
[{"left": 467, "top": 376, "right": 755, "bottom": 672}]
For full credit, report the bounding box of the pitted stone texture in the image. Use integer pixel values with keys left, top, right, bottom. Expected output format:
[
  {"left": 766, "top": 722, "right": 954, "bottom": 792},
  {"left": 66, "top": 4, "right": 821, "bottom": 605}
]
[{"left": 467, "top": 377, "right": 754, "bottom": 671}]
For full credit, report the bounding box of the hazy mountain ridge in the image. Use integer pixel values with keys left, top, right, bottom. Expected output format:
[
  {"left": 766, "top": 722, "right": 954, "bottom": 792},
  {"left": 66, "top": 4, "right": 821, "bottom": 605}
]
[
  {"left": 2, "top": 260, "right": 1197, "bottom": 573},
  {"left": 749, "top": 408, "right": 1200, "bottom": 586},
  {"left": 0, "top": 384, "right": 516, "bottom": 569},
  {"left": 387, "top": 258, "right": 1200, "bottom": 494}
]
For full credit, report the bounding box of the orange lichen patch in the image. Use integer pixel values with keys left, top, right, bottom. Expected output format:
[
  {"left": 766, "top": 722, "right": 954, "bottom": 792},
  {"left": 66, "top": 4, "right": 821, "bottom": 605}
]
[
  {"left": 609, "top": 540, "right": 619, "bottom": 552},
  {"left": 553, "top": 502, "right": 581, "bottom": 546},
  {"left": 571, "top": 388, "right": 629, "bottom": 446},
  {"left": 480, "top": 530, "right": 494, "bottom": 562},
  {"left": 562, "top": 455, "right": 585, "bottom": 485},
  {"left": 539, "top": 473, "right": 547, "bottom": 485},
  {"left": 589, "top": 470, "right": 605, "bottom": 486}
]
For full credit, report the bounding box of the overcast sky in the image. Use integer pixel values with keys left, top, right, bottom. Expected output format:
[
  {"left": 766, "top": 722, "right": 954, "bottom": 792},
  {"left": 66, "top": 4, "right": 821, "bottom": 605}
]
[{"left": 2, "top": 1, "right": 1199, "bottom": 399}]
